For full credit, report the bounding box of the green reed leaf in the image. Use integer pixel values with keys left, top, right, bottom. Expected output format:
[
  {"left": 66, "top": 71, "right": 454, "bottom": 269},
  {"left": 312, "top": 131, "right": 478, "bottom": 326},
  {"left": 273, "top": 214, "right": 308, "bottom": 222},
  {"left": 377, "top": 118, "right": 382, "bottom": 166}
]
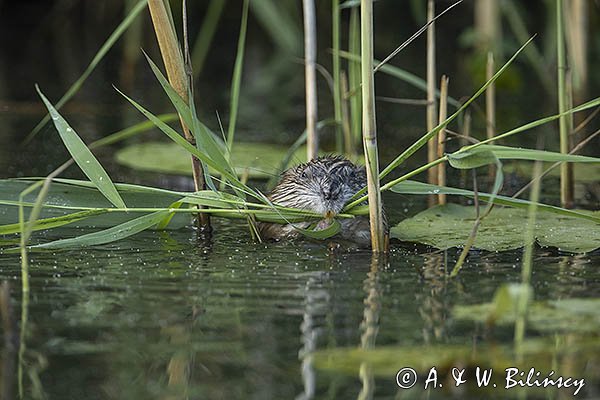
[
  {"left": 36, "top": 86, "right": 126, "bottom": 209},
  {"left": 30, "top": 211, "right": 171, "bottom": 249}
]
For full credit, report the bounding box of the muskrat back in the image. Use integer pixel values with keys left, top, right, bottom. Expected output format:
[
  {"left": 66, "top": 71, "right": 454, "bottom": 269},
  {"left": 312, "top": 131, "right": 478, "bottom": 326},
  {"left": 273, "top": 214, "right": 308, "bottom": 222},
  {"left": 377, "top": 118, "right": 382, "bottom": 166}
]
[{"left": 258, "top": 156, "right": 387, "bottom": 246}]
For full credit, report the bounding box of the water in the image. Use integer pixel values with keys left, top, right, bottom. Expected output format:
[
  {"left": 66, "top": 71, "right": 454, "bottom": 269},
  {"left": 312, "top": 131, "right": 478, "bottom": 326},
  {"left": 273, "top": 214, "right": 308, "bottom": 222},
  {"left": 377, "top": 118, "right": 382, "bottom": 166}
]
[
  {"left": 1, "top": 2, "right": 599, "bottom": 397},
  {"left": 1, "top": 217, "right": 599, "bottom": 399}
]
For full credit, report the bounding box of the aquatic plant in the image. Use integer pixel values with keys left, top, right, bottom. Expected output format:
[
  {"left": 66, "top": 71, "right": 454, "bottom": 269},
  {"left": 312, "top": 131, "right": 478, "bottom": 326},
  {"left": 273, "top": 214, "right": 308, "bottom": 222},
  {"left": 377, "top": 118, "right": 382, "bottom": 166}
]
[{"left": 1, "top": 1, "right": 599, "bottom": 256}]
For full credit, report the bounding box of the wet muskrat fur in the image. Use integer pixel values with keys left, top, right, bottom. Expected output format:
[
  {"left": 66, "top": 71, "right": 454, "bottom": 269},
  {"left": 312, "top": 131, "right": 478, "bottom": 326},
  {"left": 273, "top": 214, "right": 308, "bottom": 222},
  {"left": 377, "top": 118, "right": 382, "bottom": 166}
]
[{"left": 258, "top": 156, "right": 387, "bottom": 246}]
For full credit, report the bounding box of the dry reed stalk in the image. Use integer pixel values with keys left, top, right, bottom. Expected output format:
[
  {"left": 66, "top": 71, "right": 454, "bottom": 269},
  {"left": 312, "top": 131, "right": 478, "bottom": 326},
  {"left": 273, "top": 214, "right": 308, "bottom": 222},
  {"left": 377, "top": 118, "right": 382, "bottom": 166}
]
[
  {"left": 474, "top": 0, "right": 501, "bottom": 54},
  {"left": 147, "top": 0, "right": 210, "bottom": 230},
  {"left": 486, "top": 52, "right": 496, "bottom": 181},
  {"left": 302, "top": 0, "right": 318, "bottom": 160},
  {"left": 556, "top": 0, "right": 573, "bottom": 208},
  {"left": 426, "top": 0, "right": 438, "bottom": 194},
  {"left": 332, "top": 0, "right": 343, "bottom": 153},
  {"left": 361, "top": 0, "right": 386, "bottom": 252},
  {"left": 564, "top": 0, "right": 588, "bottom": 144},
  {"left": 437, "top": 75, "right": 449, "bottom": 205}
]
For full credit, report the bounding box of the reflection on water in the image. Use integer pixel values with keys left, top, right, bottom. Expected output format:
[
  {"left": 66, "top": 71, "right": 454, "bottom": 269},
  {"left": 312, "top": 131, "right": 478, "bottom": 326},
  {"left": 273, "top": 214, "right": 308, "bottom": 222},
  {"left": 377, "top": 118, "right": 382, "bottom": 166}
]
[{"left": 1, "top": 219, "right": 598, "bottom": 399}]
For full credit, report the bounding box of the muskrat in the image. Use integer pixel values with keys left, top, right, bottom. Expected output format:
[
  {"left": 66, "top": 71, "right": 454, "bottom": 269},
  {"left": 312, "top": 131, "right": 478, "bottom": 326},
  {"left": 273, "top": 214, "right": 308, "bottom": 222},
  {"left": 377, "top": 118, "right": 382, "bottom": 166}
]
[{"left": 258, "top": 156, "right": 387, "bottom": 246}]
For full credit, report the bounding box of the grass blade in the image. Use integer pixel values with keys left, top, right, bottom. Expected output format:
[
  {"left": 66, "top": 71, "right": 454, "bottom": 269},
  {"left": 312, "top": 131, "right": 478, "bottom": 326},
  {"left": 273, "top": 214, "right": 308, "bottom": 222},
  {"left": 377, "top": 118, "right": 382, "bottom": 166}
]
[
  {"left": 0, "top": 210, "right": 106, "bottom": 235},
  {"left": 142, "top": 53, "right": 237, "bottom": 179},
  {"left": 116, "top": 88, "right": 251, "bottom": 195},
  {"left": 226, "top": 0, "right": 249, "bottom": 153},
  {"left": 30, "top": 211, "right": 170, "bottom": 249},
  {"left": 451, "top": 145, "right": 600, "bottom": 164},
  {"left": 90, "top": 114, "right": 178, "bottom": 148},
  {"left": 337, "top": 50, "right": 461, "bottom": 107},
  {"left": 36, "top": 86, "right": 126, "bottom": 209}
]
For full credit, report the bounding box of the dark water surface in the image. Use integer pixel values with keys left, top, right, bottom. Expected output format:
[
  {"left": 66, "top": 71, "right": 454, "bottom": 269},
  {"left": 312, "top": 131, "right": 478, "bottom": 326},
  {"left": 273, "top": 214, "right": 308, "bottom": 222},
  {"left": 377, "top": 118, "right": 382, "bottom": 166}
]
[{"left": 1, "top": 217, "right": 599, "bottom": 399}]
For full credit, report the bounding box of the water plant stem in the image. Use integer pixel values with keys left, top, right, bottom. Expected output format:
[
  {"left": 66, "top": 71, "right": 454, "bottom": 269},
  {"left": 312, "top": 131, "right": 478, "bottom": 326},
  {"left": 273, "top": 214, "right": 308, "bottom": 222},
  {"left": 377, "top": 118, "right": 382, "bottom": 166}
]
[
  {"left": 514, "top": 161, "right": 542, "bottom": 359},
  {"left": 437, "top": 75, "right": 449, "bottom": 205},
  {"left": 361, "top": 0, "right": 385, "bottom": 252},
  {"left": 426, "top": 0, "right": 438, "bottom": 192},
  {"left": 147, "top": 0, "right": 210, "bottom": 230},
  {"left": 303, "top": 0, "right": 318, "bottom": 160},
  {"left": 486, "top": 52, "right": 496, "bottom": 181},
  {"left": 556, "top": 0, "right": 573, "bottom": 208},
  {"left": 332, "top": 0, "right": 343, "bottom": 154},
  {"left": 225, "top": 0, "right": 249, "bottom": 156}
]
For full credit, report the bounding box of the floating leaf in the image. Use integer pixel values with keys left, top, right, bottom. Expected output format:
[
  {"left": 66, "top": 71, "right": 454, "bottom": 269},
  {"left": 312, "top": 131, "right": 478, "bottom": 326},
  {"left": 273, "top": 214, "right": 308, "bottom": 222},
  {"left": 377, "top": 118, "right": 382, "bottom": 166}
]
[
  {"left": 451, "top": 145, "right": 600, "bottom": 165},
  {"left": 390, "top": 180, "right": 600, "bottom": 224},
  {"left": 115, "top": 141, "right": 308, "bottom": 179},
  {"left": 391, "top": 203, "right": 600, "bottom": 252},
  {"left": 36, "top": 86, "right": 126, "bottom": 209}
]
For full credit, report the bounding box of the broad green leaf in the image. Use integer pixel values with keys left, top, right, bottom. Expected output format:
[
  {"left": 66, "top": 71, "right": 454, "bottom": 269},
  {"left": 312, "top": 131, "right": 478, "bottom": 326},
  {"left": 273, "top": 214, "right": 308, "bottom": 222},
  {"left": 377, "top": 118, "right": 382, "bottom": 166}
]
[
  {"left": 30, "top": 211, "right": 170, "bottom": 249},
  {"left": 115, "top": 141, "right": 307, "bottom": 179},
  {"left": 453, "top": 145, "right": 600, "bottom": 164},
  {"left": 390, "top": 180, "right": 600, "bottom": 224},
  {"left": 0, "top": 210, "right": 106, "bottom": 235},
  {"left": 391, "top": 203, "right": 600, "bottom": 252},
  {"left": 447, "top": 150, "right": 497, "bottom": 169},
  {"left": 36, "top": 86, "right": 126, "bottom": 209}
]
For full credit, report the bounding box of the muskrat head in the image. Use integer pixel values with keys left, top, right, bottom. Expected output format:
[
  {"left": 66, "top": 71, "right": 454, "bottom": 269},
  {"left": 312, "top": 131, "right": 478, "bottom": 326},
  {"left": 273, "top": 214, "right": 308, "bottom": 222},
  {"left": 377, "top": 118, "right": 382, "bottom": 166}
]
[{"left": 269, "top": 156, "right": 367, "bottom": 215}]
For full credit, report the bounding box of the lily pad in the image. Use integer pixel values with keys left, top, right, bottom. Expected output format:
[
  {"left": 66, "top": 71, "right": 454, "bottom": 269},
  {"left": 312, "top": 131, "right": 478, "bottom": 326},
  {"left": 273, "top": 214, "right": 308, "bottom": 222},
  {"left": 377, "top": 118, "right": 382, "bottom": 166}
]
[
  {"left": 115, "top": 141, "right": 307, "bottom": 179},
  {"left": 391, "top": 203, "right": 600, "bottom": 253},
  {"left": 454, "top": 296, "right": 600, "bottom": 334}
]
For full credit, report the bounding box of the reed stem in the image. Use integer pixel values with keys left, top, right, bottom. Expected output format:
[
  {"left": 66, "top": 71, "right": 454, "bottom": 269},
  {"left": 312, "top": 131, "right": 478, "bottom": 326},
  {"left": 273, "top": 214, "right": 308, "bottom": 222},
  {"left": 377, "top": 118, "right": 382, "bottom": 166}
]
[
  {"left": 303, "top": 0, "right": 318, "bottom": 160},
  {"left": 426, "top": 0, "right": 438, "bottom": 194},
  {"left": 361, "top": 0, "right": 385, "bottom": 252},
  {"left": 332, "top": 0, "right": 343, "bottom": 153},
  {"left": 514, "top": 161, "right": 542, "bottom": 357},
  {"left": 556, "top": 0, "right": 573, "bottom": 208},
  {"left": 147, "top": 0, "right": 210, "bottom": 230},
  {"left": 486, "top": 52, "right": 496, "bottom": 182},
  {"left": 436, "top": 75, "right": 449, "bottom": 205}
]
